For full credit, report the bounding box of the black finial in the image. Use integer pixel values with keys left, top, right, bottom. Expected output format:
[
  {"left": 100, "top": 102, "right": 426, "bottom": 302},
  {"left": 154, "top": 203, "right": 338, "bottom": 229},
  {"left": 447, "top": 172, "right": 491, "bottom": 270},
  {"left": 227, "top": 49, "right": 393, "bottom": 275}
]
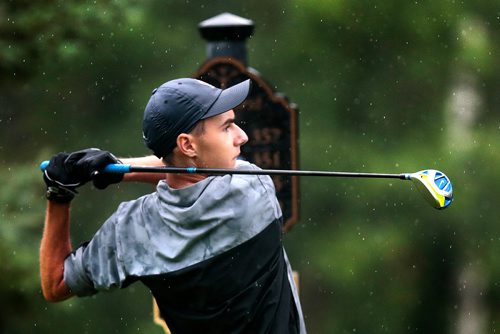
[{"left": 198, "top": 13, "right": 254, "bottom": 65}]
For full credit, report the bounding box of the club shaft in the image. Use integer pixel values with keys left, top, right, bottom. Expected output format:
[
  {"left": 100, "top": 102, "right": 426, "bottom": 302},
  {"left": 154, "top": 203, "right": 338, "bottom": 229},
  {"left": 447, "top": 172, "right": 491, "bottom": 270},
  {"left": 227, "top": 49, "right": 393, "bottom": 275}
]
[
  {"left": 131, "top": 166, "right": 408, "bottom": 179},
  {"left": 40, "top": 161, "right": 408, "bottom": 179}
]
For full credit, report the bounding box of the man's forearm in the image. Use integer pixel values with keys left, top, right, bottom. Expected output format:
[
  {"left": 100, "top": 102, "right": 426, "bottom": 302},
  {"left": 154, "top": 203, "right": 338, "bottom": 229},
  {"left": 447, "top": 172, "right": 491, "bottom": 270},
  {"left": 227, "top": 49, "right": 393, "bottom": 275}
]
[
  {"left": 40, "top": 201, "right": 73, "bottom": 302},
  {"left": 121, "top": 155, "right": 166, "bottom": 183}
]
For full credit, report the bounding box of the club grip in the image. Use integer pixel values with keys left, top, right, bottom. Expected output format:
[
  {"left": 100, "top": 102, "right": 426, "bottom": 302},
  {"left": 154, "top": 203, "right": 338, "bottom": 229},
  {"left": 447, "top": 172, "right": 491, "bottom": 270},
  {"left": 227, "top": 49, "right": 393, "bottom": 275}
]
[{"left": 39, "top": 161, "right": 130, "bottom": 173}]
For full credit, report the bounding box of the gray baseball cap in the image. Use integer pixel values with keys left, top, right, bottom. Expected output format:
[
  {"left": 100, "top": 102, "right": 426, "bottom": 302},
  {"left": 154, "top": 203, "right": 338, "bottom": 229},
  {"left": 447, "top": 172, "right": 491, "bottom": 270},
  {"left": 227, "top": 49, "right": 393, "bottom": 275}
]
[{"left": 142, "top": 78, "right": 251, "bottom": 158}]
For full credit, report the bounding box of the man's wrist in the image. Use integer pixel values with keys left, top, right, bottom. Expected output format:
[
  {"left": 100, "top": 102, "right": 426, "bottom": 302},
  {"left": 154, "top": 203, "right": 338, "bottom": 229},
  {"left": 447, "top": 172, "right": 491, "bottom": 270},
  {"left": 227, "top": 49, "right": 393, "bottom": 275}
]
[{"left": 46, "top": 186, "right": 75, "bottom": 203}]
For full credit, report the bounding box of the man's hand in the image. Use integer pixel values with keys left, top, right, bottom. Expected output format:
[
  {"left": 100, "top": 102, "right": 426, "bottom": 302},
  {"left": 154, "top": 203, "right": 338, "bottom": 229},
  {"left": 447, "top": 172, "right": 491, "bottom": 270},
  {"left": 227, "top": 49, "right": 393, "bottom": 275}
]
[
  {"left": 43, "top": 149, "right": 124, "bottom": 202},
  {"left": 43, "top": 153, "right": 81, "bottom": 203},
  {"left": 65, "top": 148, "right": 123, "bottom": 189}
]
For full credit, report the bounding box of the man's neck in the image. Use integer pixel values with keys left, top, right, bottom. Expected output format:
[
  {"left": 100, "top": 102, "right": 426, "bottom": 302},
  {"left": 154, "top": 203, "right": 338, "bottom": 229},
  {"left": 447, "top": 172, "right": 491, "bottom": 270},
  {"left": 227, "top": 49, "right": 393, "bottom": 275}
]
[{"left": 166, "top": 173, "right": 207, "bottom": 189}]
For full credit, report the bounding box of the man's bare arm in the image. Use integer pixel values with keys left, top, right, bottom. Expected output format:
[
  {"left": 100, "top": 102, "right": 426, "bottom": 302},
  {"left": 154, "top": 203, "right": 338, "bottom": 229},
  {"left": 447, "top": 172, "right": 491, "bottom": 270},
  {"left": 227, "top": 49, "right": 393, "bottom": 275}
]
[
  {"left": 40, "top": 201, "right": 73, "bottom": 302},
  {"left": 120, "top": 155, "right": 166, "bottom": 184}
]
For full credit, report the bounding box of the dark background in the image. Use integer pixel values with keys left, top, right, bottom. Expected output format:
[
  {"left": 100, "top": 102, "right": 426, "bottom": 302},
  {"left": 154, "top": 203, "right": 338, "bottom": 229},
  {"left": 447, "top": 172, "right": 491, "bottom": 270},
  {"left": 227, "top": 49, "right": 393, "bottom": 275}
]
[{"left": 1, "top": 1, "right": 499, "bottom": 333}]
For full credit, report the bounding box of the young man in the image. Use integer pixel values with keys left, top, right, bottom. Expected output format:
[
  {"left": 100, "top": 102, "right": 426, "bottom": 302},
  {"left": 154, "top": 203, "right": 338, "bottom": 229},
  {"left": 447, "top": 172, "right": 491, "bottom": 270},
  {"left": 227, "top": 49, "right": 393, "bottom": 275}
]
[{"left": 40, "top": 78, "right": 306, "bottom": 333}]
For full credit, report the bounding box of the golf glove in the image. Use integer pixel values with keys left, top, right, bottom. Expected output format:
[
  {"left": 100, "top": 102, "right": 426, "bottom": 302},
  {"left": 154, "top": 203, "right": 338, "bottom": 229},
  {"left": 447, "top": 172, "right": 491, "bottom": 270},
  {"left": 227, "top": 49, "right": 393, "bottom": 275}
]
[
  {"left": 43, "top": 152, "right": 81, "bottom": 203},
  {"left": 65, "top": 148, "right": 124, "bottom": 189}
]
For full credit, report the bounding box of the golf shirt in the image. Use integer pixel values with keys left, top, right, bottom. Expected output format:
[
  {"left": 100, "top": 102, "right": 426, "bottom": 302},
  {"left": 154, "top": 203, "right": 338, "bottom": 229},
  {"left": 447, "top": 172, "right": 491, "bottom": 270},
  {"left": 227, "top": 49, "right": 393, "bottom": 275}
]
[{"left": 64, "top": 160, "right": 306, "bottom": 333}]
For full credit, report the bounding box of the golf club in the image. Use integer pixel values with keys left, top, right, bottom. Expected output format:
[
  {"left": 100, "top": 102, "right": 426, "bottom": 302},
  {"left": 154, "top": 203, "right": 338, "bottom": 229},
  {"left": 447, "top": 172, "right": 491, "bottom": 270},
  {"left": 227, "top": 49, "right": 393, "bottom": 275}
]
[{"left": 39, "top": 161, "right": 454, "bottom": 210}]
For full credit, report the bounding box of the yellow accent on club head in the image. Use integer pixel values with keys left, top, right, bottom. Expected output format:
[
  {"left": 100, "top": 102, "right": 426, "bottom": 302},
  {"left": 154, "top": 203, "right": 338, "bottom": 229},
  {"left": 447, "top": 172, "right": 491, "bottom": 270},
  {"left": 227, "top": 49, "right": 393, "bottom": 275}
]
[
  {"left": 410, "top": 170, "right": 452, "bottom": 210},
  {"left": 419, "top": 174, "right": 446, "bottom": 208}
]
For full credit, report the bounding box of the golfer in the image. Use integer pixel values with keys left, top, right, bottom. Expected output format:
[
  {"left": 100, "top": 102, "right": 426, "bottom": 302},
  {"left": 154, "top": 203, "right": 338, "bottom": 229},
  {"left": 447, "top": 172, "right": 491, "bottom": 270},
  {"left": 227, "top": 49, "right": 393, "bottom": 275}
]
[{"left": 40, "top": 78, "right": 306, "bottom": 333}]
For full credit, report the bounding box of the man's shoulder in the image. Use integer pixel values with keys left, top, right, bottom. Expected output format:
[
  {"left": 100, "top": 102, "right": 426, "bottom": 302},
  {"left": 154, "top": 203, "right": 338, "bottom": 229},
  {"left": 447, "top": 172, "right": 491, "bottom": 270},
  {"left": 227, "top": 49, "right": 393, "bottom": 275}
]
[{"left": 235, "top": 159, "right": 257, "bottom": 170}]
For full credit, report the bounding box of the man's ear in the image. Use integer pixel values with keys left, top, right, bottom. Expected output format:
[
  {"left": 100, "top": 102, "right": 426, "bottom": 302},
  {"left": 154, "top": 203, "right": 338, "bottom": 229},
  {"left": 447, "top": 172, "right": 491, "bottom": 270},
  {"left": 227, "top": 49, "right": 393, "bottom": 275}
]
[{"left": 176, "top": 133, "right": 197, "bottom": 157}]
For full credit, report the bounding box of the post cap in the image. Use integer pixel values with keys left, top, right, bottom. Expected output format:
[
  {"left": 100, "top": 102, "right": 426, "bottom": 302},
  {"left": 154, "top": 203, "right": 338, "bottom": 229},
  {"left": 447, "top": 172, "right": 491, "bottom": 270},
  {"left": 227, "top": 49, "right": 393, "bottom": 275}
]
[{"left": 199, "top": 12, "right": 254, "bottom": 41}]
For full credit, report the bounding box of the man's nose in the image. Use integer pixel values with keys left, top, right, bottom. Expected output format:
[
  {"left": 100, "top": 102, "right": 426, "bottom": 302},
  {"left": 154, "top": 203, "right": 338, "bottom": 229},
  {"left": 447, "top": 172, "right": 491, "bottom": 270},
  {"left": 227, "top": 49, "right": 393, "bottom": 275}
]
[{"left": 235, "top": 125, "right": 248, "bottom": 146}]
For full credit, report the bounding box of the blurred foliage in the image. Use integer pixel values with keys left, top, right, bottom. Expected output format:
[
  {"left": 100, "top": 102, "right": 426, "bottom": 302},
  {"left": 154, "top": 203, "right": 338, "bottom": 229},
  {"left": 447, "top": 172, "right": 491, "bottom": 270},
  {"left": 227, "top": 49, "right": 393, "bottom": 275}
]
[
  {"left": 0, "top": 0, "right": 129, "bottom": 80},
  {"left": 1, "top": 0, "right": 500, "bottom": 333},
  {"left": 0, "top": 156, "right": 45, "bottom": 331}
]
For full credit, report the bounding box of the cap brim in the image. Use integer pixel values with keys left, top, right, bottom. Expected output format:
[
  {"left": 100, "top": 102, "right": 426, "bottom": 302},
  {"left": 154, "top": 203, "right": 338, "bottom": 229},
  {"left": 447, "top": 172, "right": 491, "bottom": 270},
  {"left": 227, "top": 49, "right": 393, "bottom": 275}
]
[{"left": 202, "top": 79, "right": 251, "bottom": 119}]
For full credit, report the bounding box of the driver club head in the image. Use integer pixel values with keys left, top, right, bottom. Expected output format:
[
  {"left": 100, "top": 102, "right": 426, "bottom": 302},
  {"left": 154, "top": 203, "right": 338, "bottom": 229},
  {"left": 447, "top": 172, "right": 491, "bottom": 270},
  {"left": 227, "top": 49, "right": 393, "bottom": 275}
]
[{"left": 408, "top": 170, "right": 453, "bottom": 209}]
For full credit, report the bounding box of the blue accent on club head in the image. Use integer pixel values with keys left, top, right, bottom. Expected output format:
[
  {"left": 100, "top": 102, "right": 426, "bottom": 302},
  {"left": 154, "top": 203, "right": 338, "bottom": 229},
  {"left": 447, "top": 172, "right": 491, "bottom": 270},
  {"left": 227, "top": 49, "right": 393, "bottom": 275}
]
[
  {"left": 435, "top": 176, "right": 449, "bottom": 190},
  {"left": 187, "top": 167, "right": 197, "bottom": 173}
]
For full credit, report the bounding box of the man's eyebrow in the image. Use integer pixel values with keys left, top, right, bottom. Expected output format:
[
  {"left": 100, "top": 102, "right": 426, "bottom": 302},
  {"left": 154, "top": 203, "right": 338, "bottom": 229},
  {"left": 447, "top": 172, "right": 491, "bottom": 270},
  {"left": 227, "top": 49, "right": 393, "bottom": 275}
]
[{"left": 220, "top": 117, "right": 235, "bottom": 127}]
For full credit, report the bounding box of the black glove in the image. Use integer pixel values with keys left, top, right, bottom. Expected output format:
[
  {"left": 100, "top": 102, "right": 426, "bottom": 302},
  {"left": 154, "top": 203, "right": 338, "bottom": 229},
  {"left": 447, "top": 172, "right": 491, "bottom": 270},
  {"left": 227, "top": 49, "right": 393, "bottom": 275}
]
[
  {"left": 65, "top": 148, "right": 124, "bottom": 189},
  {"left": 43, "top": 152, "right": 82, "bottom": 203}
]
